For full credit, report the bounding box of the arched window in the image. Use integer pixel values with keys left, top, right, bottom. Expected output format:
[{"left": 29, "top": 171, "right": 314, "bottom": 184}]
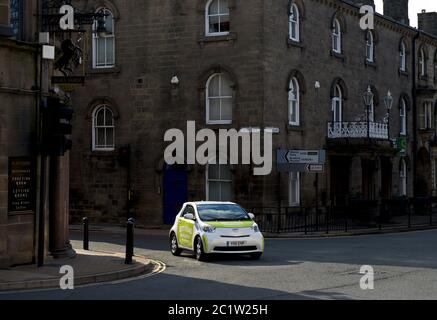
[
  {"left": 205, "top": 0, "right": 230, "bottom": 36},
  {"left": 206, "top": 163, "right": 232, "bottom": 201},
  {"left": 434, "top": 51, "right": 437, "bottom": 80},
  {"left": 419, "top": 47, "right": 427, "bottom": 77},
  {"left": 332, "top": 19, "right": 341, "bottom": 54},
  {"left": 289, "top": 172, "right": 300, "bottom": 207},
  {"left": 400, "top": 41, "right": 406, "bottom": 72},
  {"left": 288, "top": 77, "right": 300, "bottom": 126},
  {"left": 289, "top": 3, "right": 300, "bottom": 42},
  {"left": 332, "top": 84, "right": 342, "bottom": 122},
  {"left": 366, "top": 31, "right": 374, "bottom": 63},
  {"left": 400, "top": 98, "right": 407, "bottom": 136},
  {"left": 92, "top": 8, "right": 115, "bottom": 68},
  {"left": 400, "top": 159, "right": 407, "bottom": 196},
  {"left": 206, "top": 73, "right": 233, "bottom": 124},
  {"left": 92, "top": 105, "right": 115, "bottom": 151}
]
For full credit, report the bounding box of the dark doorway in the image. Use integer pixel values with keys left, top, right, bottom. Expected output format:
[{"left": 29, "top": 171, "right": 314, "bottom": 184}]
[
  {"left": 163, "top": 164, "right": 188, "bottom": 225},
  {"left": 416, "top": 148, "right": 431, "bottom": 197},
  {"left": 362, "top": 158, "right": 376, "bottom": 200},
  {"left": 330, "top": 156, "right": 351, "bottom": 206},
  {"left": 381, "top": 157, "right": 393, "bottom": 200}
]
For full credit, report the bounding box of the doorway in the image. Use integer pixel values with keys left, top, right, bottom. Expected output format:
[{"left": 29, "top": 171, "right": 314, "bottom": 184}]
[
  {"left": 330, "top": 156, "right": 351, "bottom": 206},
  {"left": 380, "top": 157, "right": 393, "bottom": 200},
  {"left": 163, "top": 164, "right": 188, "bottom": 225}
]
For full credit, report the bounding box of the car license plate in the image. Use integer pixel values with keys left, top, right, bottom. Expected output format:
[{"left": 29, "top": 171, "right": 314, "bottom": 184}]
[{"left": 227, "top": 241, "right": 246, "bottom": 247}]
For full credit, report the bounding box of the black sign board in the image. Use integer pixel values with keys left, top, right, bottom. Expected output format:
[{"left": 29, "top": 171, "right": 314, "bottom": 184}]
[
  {"left": 52, "top": 76, "right": 85, "bottom": 84},
  {"left": 8, "top": 157, "right": 35, "bottom": 214}
]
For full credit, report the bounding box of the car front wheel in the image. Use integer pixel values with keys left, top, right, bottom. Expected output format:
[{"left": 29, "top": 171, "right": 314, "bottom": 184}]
[
  {"left": 170, "top": 233, "right": 182, "bottom": 256},
  {"left": 195, "top": 237, "right": 208, "bottom": 261}
]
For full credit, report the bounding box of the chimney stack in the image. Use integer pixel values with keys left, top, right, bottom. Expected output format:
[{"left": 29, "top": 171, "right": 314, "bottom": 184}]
[
  {"left": 418, "top": 10, "right": 437, "bottom": 36},
  {"left": 383, "top": 0, "right": 409, "bottom": 25}
]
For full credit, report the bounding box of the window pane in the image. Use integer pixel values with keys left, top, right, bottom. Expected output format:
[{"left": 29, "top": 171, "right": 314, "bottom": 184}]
[
  {"left": 106, "top": 128, "right": 114, "bottom": 147},
  {"left": 105, "top": 12, "right": 114, "bottom": 34},
  {"left": 209, "top": 0, "right": 219, "bottom": 15},
  {"left": 219, "top": 0, "right": 229, "bottom": 14},
  {"left": 219, "top": 15, "right": 230, "bottom": 33},
  {"left": 96, "top": 109, "right": 105, "bottom": 126},
  {"left": 97, "top": 128, "right": 105, "bottom": 146},
  {"left": 208, "top": 164, "right": 219, "bottom": 180},
  {"left": 220, "top": 98, "right": 232, "bottom": 121},
  {"left": 106, "top": 38, "right": 115, "bottom": 65},
  {"left": 290, "top": 100, "right": 297, "bottom": 123},
  {"left": 208, "top": 98, "right": 221, "bottom": 121},
  {"left": 220, "top": 164, "right": 232, "bottom": 180},
  {"left": 97, "top": 38, "right": 105, "bottom": 65},
  {"left": 209, "top": 15, "right": 220, "bottom": 33},
  {"left": 208, "top": 181, "right": 220, "bottom": 201},
  {"left": 208, "top": 75, "right": 220, "bottom": 97},
  {"left": 220, "top": 75, "right": 232, "bottom": 96},
  {"left": 220, "top": 182, "right": 232, "bottom": 201}
]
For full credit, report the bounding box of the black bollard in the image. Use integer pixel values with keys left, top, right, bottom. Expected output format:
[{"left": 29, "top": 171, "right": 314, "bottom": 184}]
[
  {"left": 125, "top": 218, "right": 135, "bottom": 264},
  {"left": 83, "top": 217, "right": 89, "bottom": 250}
]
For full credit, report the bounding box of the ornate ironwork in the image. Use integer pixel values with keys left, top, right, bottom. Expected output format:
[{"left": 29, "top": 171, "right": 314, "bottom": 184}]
[{"left": 328, "top": 122, "right": 388, "bottom": 140}]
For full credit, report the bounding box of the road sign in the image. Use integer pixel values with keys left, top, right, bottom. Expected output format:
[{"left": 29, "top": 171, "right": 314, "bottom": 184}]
[{"left": 277, "top": 149, "right": 326, "bottom": 173}]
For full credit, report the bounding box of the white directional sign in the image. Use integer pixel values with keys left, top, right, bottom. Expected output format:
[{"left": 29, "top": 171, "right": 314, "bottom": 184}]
[{"left": 277, "top": 149, "right": 326, "bottom": 173}]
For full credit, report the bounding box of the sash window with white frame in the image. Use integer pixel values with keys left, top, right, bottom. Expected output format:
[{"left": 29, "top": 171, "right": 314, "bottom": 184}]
[
  {"left": 92, "top": 8, "right": 115, "bottom": 68},
  {"left": 289, "top": 172, "right": 300, "bottom": 207},
  {"left": 206, "top": 0, "right": 230, "bottom": 36},
  {"left": 207, "top": 163, "right": 232, "bottom": 201},
  {"left": 332, "top": 84, "right": 342, "bottom": 123},
  {"left": 366, "top": 30, "right": 374, "bottom": 63},
  {"left": 206, "top": 73, "right": 233, "bottom": 124},
  {"left": 288, "top": 77, "right": 300, "bottom": 126},
  {"left": 92, "top": 105, "right": 115, "bottom": 151},
  {"left": 400, "top": 41, "right": 406, "bottom": 72},
  {"left": 332, "top": 19, "right": 341, "bottom": 54},
  {"left": 419, "top": 48, "right": 427, "bottom": 77},
  {"left": 420, "top": 101, "right": 433, "bottom": 130},
  {"left": 289, "top": 3, "right": 300, "bottom": 42},
  {"left": 400, "top": 98, "right": 407, "bottom": 136}
]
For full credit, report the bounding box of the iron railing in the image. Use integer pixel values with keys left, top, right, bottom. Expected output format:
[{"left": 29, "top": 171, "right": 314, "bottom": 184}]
[{"left": 327, "top": 121, "right": 388, "bottom": 139}]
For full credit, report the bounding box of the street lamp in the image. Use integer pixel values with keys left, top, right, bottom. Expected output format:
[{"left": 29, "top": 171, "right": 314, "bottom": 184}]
[
  {"left": 383, "top": 90, "right": 394, "bottom": 139},
  {"left": 363, "top": 85, "right": 374, "bottom": 138}
]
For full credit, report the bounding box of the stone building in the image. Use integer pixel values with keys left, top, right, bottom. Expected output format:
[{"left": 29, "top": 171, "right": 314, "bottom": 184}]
[
  {"left": 1, "top": 0, "right": 74, "bottom": 267},
  {"left": 69, "top": 0, "right": 437, "bottom": 226}
]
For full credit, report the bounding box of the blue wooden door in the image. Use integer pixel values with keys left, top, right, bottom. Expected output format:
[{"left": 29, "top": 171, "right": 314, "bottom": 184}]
[{"left": 163, "top": 165, "right": 188, "bottom": 225}]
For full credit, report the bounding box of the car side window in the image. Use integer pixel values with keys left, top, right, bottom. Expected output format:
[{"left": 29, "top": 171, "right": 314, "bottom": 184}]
[{"left": 182, "top": 205, "right": 195, "bottom": 218}]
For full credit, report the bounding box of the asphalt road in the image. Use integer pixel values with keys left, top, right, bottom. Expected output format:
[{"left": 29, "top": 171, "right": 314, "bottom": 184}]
[{"left": 1, "top": 228, "right": 437, "bottom": 300}]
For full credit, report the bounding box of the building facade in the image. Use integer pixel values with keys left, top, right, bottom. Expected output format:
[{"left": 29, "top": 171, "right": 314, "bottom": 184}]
[{"left": 69, "top": 0, "right": 437, "bottom": 226}]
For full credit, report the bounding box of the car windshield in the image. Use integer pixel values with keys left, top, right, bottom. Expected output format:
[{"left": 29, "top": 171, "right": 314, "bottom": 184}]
[{"left": 197, "top": 204, "right": 250, "bottom": 222}]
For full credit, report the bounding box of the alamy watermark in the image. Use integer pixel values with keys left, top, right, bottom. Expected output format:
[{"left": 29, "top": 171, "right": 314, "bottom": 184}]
[
  {"left": 360, "top": 5, "right": 375, "bottom": 30},
  {"left": 59, "top": 265, "right": 74, "bottom": 290},
  {"left": 164, "top": 121, "right": 273, "bottom": 175},
  {"left": 359, "top": 265, "right": 375, "bottom": 290}
]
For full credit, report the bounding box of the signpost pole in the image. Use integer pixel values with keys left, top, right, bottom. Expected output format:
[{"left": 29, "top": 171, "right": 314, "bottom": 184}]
[{"left": 315, "top": 173, "right": 319, "bottom": 232}]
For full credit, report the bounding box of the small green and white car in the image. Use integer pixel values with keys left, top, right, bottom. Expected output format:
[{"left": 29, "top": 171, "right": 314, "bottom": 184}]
[{"left": 169, "top": 201, "right": 264, "bottom": 261}]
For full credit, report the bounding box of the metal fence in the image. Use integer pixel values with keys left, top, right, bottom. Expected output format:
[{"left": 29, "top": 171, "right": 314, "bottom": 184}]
[{"left": 251, "top": 197, "right": 437, "bottom": 235}]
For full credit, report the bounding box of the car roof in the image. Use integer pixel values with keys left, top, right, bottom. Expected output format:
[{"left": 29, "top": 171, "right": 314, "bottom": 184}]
[{"left": 186, "top": 201, "right": 237, "bottom": 206}]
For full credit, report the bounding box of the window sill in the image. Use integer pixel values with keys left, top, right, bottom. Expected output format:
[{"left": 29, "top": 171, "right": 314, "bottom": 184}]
[
  {"left": 86, "top": 66, "right": 121, "bottom": 76},
  {"left": 198, "top": 33, "right": 237, "bottom": 47},
  {"left": 88, "top": 150, "right": 117, "bottom": 156},
  {"left": 399, "top": 69, "right": 409, "bottom": 77},
  {"left": 330, "top": 50, "right": 345, "bottom": 61},
  {"left": 287, "top": 124, "right": 305, "bottom": 134},
  {"left": 287, "top": 38, "right": 304, "bottom": 49},
  {"left": 365, "top": 60, "right": 377, "bottom": 69},
  {"left": 206, "top": 123, "right": 234, "bottom": 130}
]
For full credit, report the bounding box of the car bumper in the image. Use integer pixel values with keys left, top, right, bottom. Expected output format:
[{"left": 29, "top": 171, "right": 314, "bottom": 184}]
[{"left": 202, "top": 232, "right": 264, "bottom": 254}]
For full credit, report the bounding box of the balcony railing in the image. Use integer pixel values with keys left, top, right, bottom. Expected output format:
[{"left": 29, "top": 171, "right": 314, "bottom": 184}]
[{"left": 328, "top": 121, "right": 388, "bottom": 140}]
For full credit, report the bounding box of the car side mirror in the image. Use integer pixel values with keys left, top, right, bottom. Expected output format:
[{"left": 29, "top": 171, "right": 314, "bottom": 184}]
[
  {"left": 248, "top": 213, "right": 255, "bottom": 220},
  {"left": 185, "top": 213, "right": 195, "bottom": 221}
]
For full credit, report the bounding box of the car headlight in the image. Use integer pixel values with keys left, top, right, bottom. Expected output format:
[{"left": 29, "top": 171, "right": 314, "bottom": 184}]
[
  {"left": 203, "top": 225, "right": 216, "bottom": 233},
  {"left": 251, "top": 224, "right": 260, "bottom": 233}
]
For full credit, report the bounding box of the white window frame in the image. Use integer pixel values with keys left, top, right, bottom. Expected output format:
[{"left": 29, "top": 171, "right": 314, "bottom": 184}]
[
  {"left": 288, "top": 77, "right": 300, "bottom": 126},
  {"left": 400, "top": 41, "right": 406, "bottom": 72},
  {"left": 92, "top": 8, "right": 115, "bottom": 69},
  {"left": 205, "top": 0, "right": 230, "bottom": 37},
  {"left": 289, "top": 3, "right": 300, "bottom": 42},
  {"left": 206, "top": 163, "right": 232, "bottom": 201},
  {"left": 332, "top": 84, "right": 342, "bottom": 123},
  {"left": 289, "top": 172, "right": 300, "bottom": 207},
  {"left": 206, "top": 73, "right": 233, "bottom": 125},
  {"left": 366, "top": 31, "right": 374, "bottom": 63},
  {"left": 332, "top": 19, "right": 341, "bottom": 54},
  {"left": 420, "top": 101, "right": 433, "bottom": 130},
  {"left": 92, "top": 105, "right": 115, "bottom": 151},
  {"left": 400, "top": 159, "right": 407, "bottom": 196},
  {"left": 419, "top": 48, "right": 426, "bottom": 77},
  {"left": 400, "top": 98, "right": 407, "bottom": 136}
]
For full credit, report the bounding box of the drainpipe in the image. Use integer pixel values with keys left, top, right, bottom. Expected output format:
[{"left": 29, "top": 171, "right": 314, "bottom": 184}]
[{"left": 412, "top": 31, "right": 420, "bottom": 197}]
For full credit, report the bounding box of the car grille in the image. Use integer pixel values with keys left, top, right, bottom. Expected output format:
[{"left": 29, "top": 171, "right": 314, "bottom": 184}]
[
  {"left": 220, "top": 235, "right": 250, "bottom": 238},
  {"left": 213, "top": 246, "right": 258, "bottom": 252}
]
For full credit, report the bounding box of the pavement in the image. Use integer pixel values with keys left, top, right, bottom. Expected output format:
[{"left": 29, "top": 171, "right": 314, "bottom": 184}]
[
  {"left": 0, "top": 249, "right": 157, "bottom": 292},
  {"left": 1, "top": 227, "right": 437, "bottom": 300}
]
